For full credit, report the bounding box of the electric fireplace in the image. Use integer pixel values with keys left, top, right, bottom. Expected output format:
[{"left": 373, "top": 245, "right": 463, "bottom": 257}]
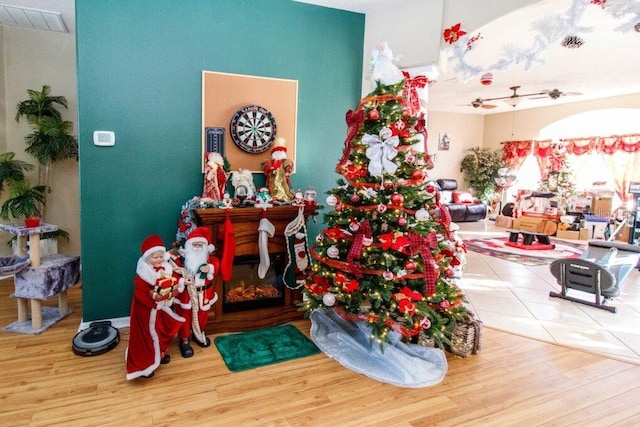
[
  {"left": 194, "top": 205, "right": 318, "bottom": 333},
  {"left": 223, "top": 253, "right": 285, "bottom": 313}
]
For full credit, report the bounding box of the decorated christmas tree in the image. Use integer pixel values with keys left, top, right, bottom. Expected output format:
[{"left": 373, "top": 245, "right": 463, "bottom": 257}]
[
  {"left": 301, "top": 44, "right": 469, "bottom": 349},
  {"left": 538, "top": 143, "right": 575, "bottom": 202}
]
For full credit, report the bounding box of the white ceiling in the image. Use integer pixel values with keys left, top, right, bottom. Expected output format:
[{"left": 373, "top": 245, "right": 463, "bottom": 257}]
[{"left": 2, "top": 0, "right": 639, "bottom": 115}]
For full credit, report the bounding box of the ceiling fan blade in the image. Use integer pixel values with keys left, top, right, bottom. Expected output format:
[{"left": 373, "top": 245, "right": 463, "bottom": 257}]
[{"left": 482, "top": 104, "right": 497, "bottom": 109}]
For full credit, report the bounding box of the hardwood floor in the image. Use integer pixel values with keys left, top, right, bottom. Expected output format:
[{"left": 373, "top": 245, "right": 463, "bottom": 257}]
[{"left": 1, "top": 279, "right": 640, "bottom": 426}]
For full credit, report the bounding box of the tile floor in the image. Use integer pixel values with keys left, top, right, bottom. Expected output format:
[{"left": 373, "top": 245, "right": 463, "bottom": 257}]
[{"left": 457, "top": 219, "right": 640, "bottom": 365}]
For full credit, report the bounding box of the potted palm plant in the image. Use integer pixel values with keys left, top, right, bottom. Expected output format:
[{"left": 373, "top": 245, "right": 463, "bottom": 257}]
[
  {"left": 15, "top": 85, "right": 78, "bottom": 220},
  {"left": 0, "top": 179, "right": 46, "bottom": 227}
]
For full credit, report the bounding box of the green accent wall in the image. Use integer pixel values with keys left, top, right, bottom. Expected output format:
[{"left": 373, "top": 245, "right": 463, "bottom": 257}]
[{"left": 76, "top": 0, "right": 364, "bottom": 321}]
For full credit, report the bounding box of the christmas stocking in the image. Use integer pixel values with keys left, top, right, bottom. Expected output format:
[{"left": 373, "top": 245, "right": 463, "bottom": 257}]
[
  {"left": 219, "top": 213, "right": 236, "bottom": 281},
  {"left": 257, "top": 217, "right": 275, "bottom": 279},
  {"left": 283, "top": 208, "right": 311, "bottom": 289}
]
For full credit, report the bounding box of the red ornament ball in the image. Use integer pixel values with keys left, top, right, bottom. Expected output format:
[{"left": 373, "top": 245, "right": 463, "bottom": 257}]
[
  {"left": 411, "top": 168, "right": 425, "bottom": 181},
  {"left": 480, "top": 72, "right": 493, "bottom": 85},
  {"left": 390, "top": 192, "right": 404, "bottom": 207},
  {"left": 368, "top": 108, "right": 380, "bottom": 121},
  {"left": 404, "top": 260, "right": 416, "bottom": 272},
  {"left": 350, "top": 193, "right": 360, "bottom": 203}
]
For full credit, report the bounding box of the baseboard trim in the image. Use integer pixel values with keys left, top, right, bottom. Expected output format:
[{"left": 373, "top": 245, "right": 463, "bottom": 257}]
[{"left": 78, "top": 316, "right": 130, "bottom": 332}]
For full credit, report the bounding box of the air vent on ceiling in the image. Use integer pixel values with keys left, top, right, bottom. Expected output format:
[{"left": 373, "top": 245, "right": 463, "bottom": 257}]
[{"left": 0, "top": 4, "right": 67, "bottom": 33}]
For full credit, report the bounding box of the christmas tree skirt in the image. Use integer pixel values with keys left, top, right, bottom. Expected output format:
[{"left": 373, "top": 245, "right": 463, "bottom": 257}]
[
  {"left": 214, "top": 324, "right": 320, "bottom": 372},
  {"left": 309, "top": 309, "right": 447, "bottom": 388}
]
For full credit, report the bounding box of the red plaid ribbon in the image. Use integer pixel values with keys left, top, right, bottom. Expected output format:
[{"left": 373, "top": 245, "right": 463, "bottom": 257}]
[
  {"left": 408, "top": 231, "right": 438, "bottom": 296},
  {"left": 347, "top": 220, "right": 371, "bottom": 263},
  {"left": 402, "top": 71, "right": 428, "bottom": 116},
  {"left": 337, "top": 109, "right": 365, "bottom": 170}
]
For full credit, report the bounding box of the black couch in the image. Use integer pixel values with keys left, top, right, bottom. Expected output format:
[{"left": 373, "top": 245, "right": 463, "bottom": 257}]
[{"left": 435, "top": 179, "right": 487, "bottom": 222}]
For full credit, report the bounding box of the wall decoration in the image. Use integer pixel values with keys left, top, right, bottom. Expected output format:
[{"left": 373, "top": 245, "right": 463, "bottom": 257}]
[
  {"left": 229, "top": 105, "right": 277, "bottom": 154},
  {"left": 438, "top": 133, "right": 450, "bottom": 151},
  {"left": 202, "top": 71, "right": 298, "bottom": 172},
  {"left": 205, "top": 127, "right": 225, "bottom": 157}
]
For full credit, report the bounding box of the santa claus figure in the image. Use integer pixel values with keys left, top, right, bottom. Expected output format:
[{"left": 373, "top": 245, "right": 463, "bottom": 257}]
[
  {"left": 173, "top": 226, "right": 220, "bottom": 358},
  {"left": 202, "top": 152, "right": 228, "bottom": 202},
  {"left": 126, "top": 234, "right": 185, "bottom": 380},
  {"left": 262, "top": 137, "right": 294, "bottom": 201}
]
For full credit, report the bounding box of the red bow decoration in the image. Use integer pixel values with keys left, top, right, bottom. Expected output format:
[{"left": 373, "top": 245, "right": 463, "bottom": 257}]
[
  {"left": 347, "top": 220, "right": 371, "bottom": 263},
  {"left": 324, "top": 226, "right": 352, "bottom": 241},
  {"left": 337, "top": 109, "right": 365, "bottom": 170},
  {"left": 377, "top": 232, "right": 411, "bottom": 253},
  {"left": 408, "top": 231, "right": 438, "bottom": 296},
  {"left": 443, "top": 23, "right": 467, "bottom": 44},
  {"left": 402, "top": 71, "right": 428, "bottom": 116}
]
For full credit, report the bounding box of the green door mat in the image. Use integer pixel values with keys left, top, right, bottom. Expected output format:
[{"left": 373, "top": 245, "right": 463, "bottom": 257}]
[{"left": 214, "top": 324, "right": 320, "bottom": 372}]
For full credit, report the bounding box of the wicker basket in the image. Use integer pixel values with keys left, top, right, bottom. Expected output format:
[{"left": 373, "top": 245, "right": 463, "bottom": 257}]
[{"left": 448, "top": 318, "right": 483, "bottom": 357}]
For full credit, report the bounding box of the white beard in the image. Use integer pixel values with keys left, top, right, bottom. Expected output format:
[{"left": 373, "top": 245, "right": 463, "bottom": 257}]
[{"left": 184, "top": 247, "right": 209, "bottom": 274}]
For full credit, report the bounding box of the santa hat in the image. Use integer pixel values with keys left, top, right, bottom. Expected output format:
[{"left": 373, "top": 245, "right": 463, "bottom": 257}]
[
  {"left": 271, "top": 136, "right": 287, "bottom": 154},
  {"left": 141, "top": 234, "right": 166, "bottom": 260},
  {"left": 186, "top": 226, "right": 215, "bottom": 253}
]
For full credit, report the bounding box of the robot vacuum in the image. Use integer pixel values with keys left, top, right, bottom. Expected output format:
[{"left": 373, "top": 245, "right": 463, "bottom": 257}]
[{"left": 72, "top": 321, "right": 120, "bottom": 356}]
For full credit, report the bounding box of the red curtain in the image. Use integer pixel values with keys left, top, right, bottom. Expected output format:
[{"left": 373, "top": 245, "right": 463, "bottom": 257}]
[
  {"left": 501, "top": 140, "right": 533, "bottom": 170},
  {"left": 598, "top": 135, "right": 640, "bottom": 203},
  {"left": 501, "top": 133, "right": 640, "bottom": 203},
  {"left": 532, "top": 140, "right": 554, "bottom": 180}
]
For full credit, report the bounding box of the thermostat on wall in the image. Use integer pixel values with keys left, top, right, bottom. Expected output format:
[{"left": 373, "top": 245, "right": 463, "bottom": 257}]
[{"left": 93, "top": 131, "right": 115, "bottom": 146}]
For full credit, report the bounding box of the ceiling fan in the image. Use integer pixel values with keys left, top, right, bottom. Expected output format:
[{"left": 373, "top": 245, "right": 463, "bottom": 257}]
[
  {"left": 467, "top": 86, "right": 582, "bottom": 108},
  {"left": 461, "top": 98, "right": 498, "bottom": 109}
]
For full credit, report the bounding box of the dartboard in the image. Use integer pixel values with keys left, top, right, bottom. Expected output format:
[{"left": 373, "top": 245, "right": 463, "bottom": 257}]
[{"left": 229, "top": 105, "right": 277, "bottom": 154}]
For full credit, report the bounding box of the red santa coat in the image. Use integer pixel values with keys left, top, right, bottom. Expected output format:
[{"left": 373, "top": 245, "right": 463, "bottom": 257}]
[
  {"left": 125, "top": 270, "right": 184, "bottom": 380},
  {"left": 174, "top": 256, "right": 220, "bottom": 341}
]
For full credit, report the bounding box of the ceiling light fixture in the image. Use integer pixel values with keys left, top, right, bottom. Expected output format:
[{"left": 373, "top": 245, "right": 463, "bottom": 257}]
[{"left": 503, "top": 97, "right": 522, "bottom": 108}]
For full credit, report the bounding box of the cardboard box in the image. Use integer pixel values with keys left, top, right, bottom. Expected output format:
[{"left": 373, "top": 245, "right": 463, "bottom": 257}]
[
  {"left": 513, "top": 216, "right": 544, "bottom": 233},
  {"left": 579, "top": 228, "right": 590, "bottom": 240},
  {"left": 513, "top": 216, "right": 556, "bottom": 234},
  {"left": 592, "top": 196, "right": 613, "bottom": 217},
  {"left": 567, "top": 193, "right": 592, "bottom": 213},
  {"left": 615, "top": 224, "right": 632, "bottom": 243},
  {"left": 495, "top": 215, "right": 513, "bottom": 229},
  {"left": 584, "top": 220, "right": 608, "bottom": 239},
  {"left": 555, "top": 230, "right": 580, "bottom": 240}
]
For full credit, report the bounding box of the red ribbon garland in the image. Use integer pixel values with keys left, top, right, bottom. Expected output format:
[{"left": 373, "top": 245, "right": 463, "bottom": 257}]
[
  {"left": 402, "top": 71, "right": 428, "bottom": 116},
  {"left": 337, "top": 109, "right": 365, "bottom": 170},
  {"left": 408, "top": 231, "right": 438, "bottom": 296}
]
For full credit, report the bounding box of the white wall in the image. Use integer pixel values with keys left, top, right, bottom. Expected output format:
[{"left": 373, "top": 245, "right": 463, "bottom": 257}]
[
  {"left": 483, "top": 93, "right": 640, "bottom": 150},
  {"left": 425, "top": 111, "right": 484, "bottom": 187}
]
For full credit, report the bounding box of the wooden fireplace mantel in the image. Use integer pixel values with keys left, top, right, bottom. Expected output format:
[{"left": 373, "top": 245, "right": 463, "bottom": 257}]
[{"left": 194, "top": 204, "right": 319, "bottom": 334}]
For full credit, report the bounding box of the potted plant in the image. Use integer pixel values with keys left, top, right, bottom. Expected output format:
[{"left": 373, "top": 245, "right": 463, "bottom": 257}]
[
  {"left": 15, "top": 85, "right": 78, "bottom": 220},
  {"left": 460, "top": 147, "right": 504, "bottom": 203},
  {"left": 0, "top": 179, "right": 46, "bottom": 227}
]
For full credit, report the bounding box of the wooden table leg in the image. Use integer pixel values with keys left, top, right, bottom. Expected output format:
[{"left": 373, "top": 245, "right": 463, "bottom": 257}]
[
  {"left": 58, "top": 290, "right": 69, "bottom": 314},
  {"left": 17, "top": 297, "right": 29, "bottom": 322},
  {"left": 31, "top": 299, "right": 42, "bottom": 330}
]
